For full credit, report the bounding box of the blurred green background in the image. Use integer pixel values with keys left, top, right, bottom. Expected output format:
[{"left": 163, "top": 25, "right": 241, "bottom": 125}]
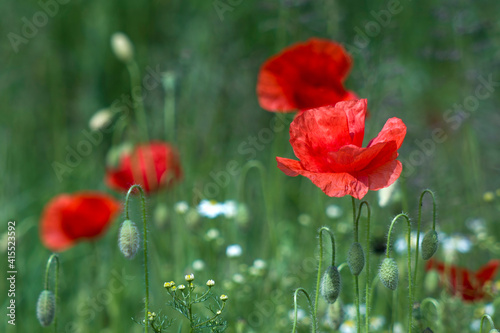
[{"left": 2, "top": 0, "right": 500, "bottom": 332}]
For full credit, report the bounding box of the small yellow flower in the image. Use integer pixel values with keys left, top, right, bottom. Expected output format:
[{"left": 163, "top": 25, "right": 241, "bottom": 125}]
[
  {"left": 178, "top": 284, "right": 186, "bottom": 291},
  {"left": 171, "top": 286, "right": 177, "bottom": 291},
  {"left": 185, "top": 273, "right": 195, "bottom": 282},
  {"left": 164, "top": 282, "right": 171, "bottom": 288},
  {"left": 206, "top": 279, "right": 215, "bottom": 287},
  {"left": 216, "top": 310, "right": 222, "bottom": 315},
  {"left": 483, "top": 191, "right": 495, "bottom": 202},
  {"left": 220, "top": 294, "right": 228, "bottom": 302}
]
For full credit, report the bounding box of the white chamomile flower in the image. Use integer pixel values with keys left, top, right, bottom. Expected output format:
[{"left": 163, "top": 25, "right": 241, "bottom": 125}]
[
  {"left": 174, "top": 201, "right": 189, "bottom": 214},
  {"left": 226, "top": 244, "right": 242, "bottom": 258}
]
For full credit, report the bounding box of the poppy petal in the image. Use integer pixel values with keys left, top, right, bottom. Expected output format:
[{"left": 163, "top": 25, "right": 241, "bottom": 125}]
[
  {"left": 40, "top": 195, "right": 77, "bottom": 252},
  {"left": 40, "top": 192, "right": 120, "bottom": 252},
  {"left": 257, "top": 38, "right": 353, "bottom": 112},
  {"left": 336, "top": 99, "right": 366, "bottom": 147},
  {"left": 475, "top": 259, "right": 500, "bottom": 285},
  {"left": 106, "top": 141, "right": 182, "bottom": 193},
  {"left": 368, "top": 117, "right": 407, "bottom": 149},
  {"left": 277, "top": 157, "right": 369, "bottom": 199}
]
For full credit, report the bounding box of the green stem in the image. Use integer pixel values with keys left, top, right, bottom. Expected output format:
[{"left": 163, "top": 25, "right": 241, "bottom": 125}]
[
  {"left": 351, "top": 196, "right": 361, "bottom": 333},
  {"left": 420, "top": 298, "right": 441, "bottom": 330},
  {"left": 385, "top": 213, "right": 413, "bottom": 333},
  {"left": 192, "top": 302, "right": 226, "bottom": 329},
  {"left": 292, "top": 288, "right": 316, "bottom": 333},
  {"left": 314, "top": 227, "right": 336, "bottom": 320},
  {"left": 480, "top": 314, "right": 496, "bottom": 333},
  {"left": 125, "top": 185, "right": 149, "bottom": 333},
  {"left": 238, "top": 160, "right": 276, "bottom": 257},
  {"left": 126, "top": 61, "right": 149, "bottom": 142},
  {"left": 161, "top": 71, "right": 176, "bottom": 143},
  {"left": 414, "top": 190, "right": 436, "bottom": 297},
  {"left": 44, "top": 254, "right": 59, "bottom": 332},
  {"left": 356, "top": 201, "right": 371, "bottom": 333}
]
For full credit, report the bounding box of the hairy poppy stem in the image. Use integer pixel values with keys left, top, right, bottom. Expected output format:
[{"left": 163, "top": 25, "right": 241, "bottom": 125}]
[
  {"left": 125, "top": 185, "right": 149, "bottom": 333},
  {"left": 355, "top": 201, "right": 371, "bottom": 333},
  {"left": 386, "top": 213, "right": 413, "bottom": 333},
  {"left": 420, "top": 298, "right": 441, "bottom": 331},
  {"left": 238, "top": 160, "right": 276, "bottom": 258},
  {"left": 351, "top": 196, "right": 361, "bottom": 333},
  {"left": 161, "top": 71, "right": 176, "bottom": 143},
  {"left": 480, "top": 314, "right": 496, "bottom": 333},
  {"left": 44, "top": 253, "right": 59, "bottom": 332},
  {"left": 126, "top": 61, "right": 149, "bottom": 142},
  {"left": 314, "top": 227, "right": 336, "bottom": 320},
  {"left": 292, "top": 288, "right": 316, "bottom": 333},
  {"left": 414, "top": 189, "right": 437, "bottom": 295}
]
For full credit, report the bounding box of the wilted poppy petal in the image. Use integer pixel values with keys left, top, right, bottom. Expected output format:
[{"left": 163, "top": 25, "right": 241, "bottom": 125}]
[
  {"left": 368, "top": 117, "right": 407, "bottom": 149},
  {"left": 257, "top": 38, "right": 354, "bottom": 112}
]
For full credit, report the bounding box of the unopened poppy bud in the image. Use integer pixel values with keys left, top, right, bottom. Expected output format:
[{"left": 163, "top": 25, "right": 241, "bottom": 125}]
[
  {"left": 347, "top": 242, "right": 365, "bottom": 276},
  {"left": 111, "top": 32, "right": 134, "bottom": 63},
  {"left": 379, "top": 258, "right": 399, "bottom": 291},
  {"left": 421, "top": 230, "right": 439, "bottom": 260},
  {"left": 320, "top": 265, "right": 341, "bottom": 304},
  {"left": 118, "top": 220, "right": 140, "bottom": 259},
  {"left": 36, "top": 290, "right": 55, "bottom": 327}
]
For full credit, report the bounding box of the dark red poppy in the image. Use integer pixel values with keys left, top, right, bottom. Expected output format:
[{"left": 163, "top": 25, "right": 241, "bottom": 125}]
[
  {"left": 40, "top": 192, "right": 121, "bottom": 252},
  {"left": 105, "top": 141, "right": 182, "bottom": 193},
  {"left": 276, "top": 99, "right": 406, "bottom": 199},
  {"left": 257, "top": 38, "right": 358, "bottom": 112},
  {"left": 426, "top": 258, "right": 500, "bottom": 302}
]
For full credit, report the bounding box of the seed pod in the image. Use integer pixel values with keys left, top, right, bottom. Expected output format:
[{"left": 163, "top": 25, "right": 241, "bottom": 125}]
[
  {"left": 379, "top": 258, "right": 399, "bottom": 291},
  {"left": 347, "top": 242, "right": 365, "bottom": 276},
  {"left": 320, "top": 266, "right": 341, "bottom": 304},
  {"left": 118, "top": 220, "right": 140, "bottom": 259},
  {"left": 421, "top": 230, "right": 439, "bottom": 260},
  {"left": 36, "top": 290, "right": 55, "bottom": 327}
]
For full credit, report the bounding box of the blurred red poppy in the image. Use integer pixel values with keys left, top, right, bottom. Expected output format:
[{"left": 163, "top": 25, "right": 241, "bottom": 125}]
[
  {"left": 276, "top": 99, "right": 406, "bottom": 199},
  {"left": 105, "top": 141, "right": 182, "bottom": 193},
  {"left": 40, "top": 192, "right": 120, "bottom": 252},
  {"left": 426, "top": 258, "right": 500, "bottom": 302},
  {"left": 257, "top": 38, "right": 358, "bottom": 112}
]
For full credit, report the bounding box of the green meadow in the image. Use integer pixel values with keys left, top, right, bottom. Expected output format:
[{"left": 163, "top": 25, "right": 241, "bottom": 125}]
[{"left": 2, "top": 0, "right": 500, "bottom": 332}]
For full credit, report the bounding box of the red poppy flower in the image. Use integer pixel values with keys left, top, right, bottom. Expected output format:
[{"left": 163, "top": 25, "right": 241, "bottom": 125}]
[
  {"left": 276, "top": 99, "right": 406, "bottom": 199},
  {"left": 40, "top": 192, "right": 121, "bottom": 252},
  {"left": 426, "top": 258, "right": 500, "bottom": 302},
  {"left": 105, "top": 141, "right": 182, "bottom": 193},
  {"left": 257, "top": 38, "right": 357, "bottom": 112}
]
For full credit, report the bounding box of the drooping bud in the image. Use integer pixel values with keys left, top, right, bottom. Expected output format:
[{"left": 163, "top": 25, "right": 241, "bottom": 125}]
[
  {"left": 118, "top": 220, "right": 140, "bottom": 259},
  {"left": 320, "top": 266, "right": 341, "bottom": 304},
  {"left": 421, "top": 230, "right": 439, "bottom": 260},
  {"left": 36, "top": 290, "right": 55, "bottom": 327},
  {"left": 110, "top": 32, "right": 134, "bottom": 63},
  {"left": 347, "top": 242, "right": 365, "bottom": 276},
  {"left": 89, "top": 109, "right": 113, "bottom": 132},
  {"left": 379, "top": 258, "right": 399, "bottom": 291}
]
